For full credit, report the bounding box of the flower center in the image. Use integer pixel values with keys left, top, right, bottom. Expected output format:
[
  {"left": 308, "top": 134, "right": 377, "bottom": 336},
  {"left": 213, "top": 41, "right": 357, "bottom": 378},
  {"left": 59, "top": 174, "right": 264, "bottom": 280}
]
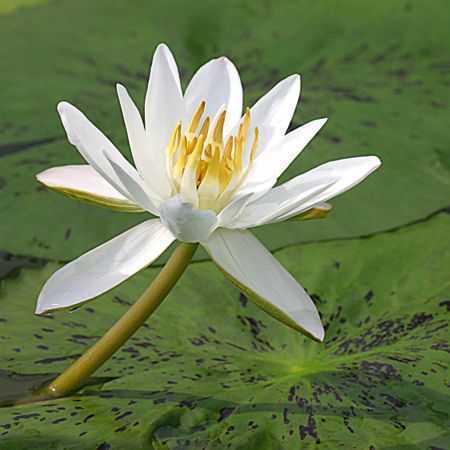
[{"left": 166, "top": 101, "right": 259, "bottom": 210}]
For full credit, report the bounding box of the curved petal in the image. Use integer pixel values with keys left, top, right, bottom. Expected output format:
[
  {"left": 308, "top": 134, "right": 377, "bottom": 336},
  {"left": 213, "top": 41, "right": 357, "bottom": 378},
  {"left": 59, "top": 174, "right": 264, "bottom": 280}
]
[
  {"left": 230, "top": 178, "right": 335, "bottom": 228},
  {"left": 159, "top": 195, "right": 218, "bottom": 243},
  {"left": 184, "top": 57, "right": 242, "bottom": 136},
  {"left": 237, "top": 118, "right": 328, "bottom": 194},
  {"left": 35, "top": 220, "right": 174, "bottom": 314},
  {"left": 144, "top": 43, "right": 183, "bottom": 197},
  {"left": 36, "top": 165, "right": 143, "bottom": 212},
  {"left": 57, "top": 101, "right": 158, "bottom": 213},
  {"left": 203, "top": 229, "right": 324, "bottom": 341},
  {"left": 234, "top": 156, "right": 381, "bottom": 228},
  {"left": 270, "top": 156, "right": 382, "bottom": 223},
  {"left": 217, "top": 193, "right": 254, "bottom": 227},
  {"left": 248, "top": 74, "right": 300, "bottom": 155},
  {"left": 103, "top": 151, "right": 160, "bottom": 215},
  {"left": 117, "top": 84, "right": 170, "bottom": 201}
]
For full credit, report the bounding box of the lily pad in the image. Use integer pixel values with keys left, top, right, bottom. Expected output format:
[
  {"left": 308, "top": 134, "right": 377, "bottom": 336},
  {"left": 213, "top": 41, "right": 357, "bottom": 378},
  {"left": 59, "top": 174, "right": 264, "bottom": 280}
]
[
  {"left": 0, "top": 212, "right": 448, "bottom": 449},
  {"left": 0, "top": 0, "right": 48, "bottom": 15},
  {"left": 0, "top": 0, "right": 449, "bottom": 261}
]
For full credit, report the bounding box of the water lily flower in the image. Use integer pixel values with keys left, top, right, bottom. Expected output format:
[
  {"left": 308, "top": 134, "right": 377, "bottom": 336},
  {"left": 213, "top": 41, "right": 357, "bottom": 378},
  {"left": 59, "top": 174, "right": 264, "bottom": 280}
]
[{"left": 36, "top": 44, "right": 381, "bottom": 342}]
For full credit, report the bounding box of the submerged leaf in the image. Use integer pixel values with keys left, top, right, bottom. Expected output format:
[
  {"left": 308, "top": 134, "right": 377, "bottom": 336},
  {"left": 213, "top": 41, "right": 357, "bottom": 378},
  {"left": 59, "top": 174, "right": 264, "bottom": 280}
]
[{"left": 0, "top": 213, "right": 448, "bottom": 449}]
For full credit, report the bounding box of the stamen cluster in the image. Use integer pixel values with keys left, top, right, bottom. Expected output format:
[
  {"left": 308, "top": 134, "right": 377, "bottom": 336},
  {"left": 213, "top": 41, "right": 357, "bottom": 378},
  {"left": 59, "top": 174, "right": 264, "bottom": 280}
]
[{"left": 166, "top": 101, "right": 259, "bottom": 210}]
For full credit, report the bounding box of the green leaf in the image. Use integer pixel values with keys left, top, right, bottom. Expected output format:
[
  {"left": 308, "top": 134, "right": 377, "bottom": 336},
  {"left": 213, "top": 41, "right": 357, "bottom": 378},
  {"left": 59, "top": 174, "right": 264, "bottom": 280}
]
[
  {"left": 0, "top": 212, "right": 448, "bottom": 449},
  {"left": 0, "top": 0, "right": 449, "bottom": 260},
  {"left": 0, "top": 0, "right": 48, "bottom": 15}
]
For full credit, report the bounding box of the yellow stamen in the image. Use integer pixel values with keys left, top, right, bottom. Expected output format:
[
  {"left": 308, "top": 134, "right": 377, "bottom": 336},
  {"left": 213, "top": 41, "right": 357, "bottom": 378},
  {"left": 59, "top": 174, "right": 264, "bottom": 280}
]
[
  {"left": 186, "top": 134, "right": 205, "bottom": 168},
  {"left": 168, "top": 101, "right": 259, "bottom": 211},
  {"left": 197, "top": 160, "right": 208, "bottom": 185},
  {"left": 166, "top": 122, "right": 181, "bottom": 157},
  {"left": 188, "top": 101, "right": 206, "bottom": 134},
  {"left": 250, "top": 127, "right": 259, "bottom": 162},
  {"left": 203, "top": 145, "right": 220, "bottom": 180},
  {"left": 198, "top": 146, "right": 221, "bottom": 208},
  {"left": 239, "top": 108, "right": 251, "bottom": 141},
  {"left": 186, "top": 136, "right": 198, "bottom": 155},
  {"left": 234, "top": 136, "right": 244, "bottom": 173},
  {"left": 224, "top": 136, "right": 234, "bottom": 160},
  {"left": 212, "top": 110, "right": 226, "bottom": 144},
  {"left": 199, "top": 116, "right": 210, "bottom": 138},
  {"left": 173, "top": 136, "right": 189, "bottom": 178},
  {"left": 203, "top": 143, "right": 213, "bottom": 162}
]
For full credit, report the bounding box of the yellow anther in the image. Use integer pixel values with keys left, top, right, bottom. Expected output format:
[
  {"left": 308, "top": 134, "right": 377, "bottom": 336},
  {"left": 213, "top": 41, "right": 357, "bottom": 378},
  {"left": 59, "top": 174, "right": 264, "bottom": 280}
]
[
  {"left": 239, "top": 107, "right": 251, "bottom": 141},
  {"left": 188, "top": 101, "right": 206, "bottom": 134},
  {"left": 212, "top": 110, "right": 226, "bottom": 144},
  {"left": 250, "top": 127, "right": 259, "bottom": 162},
  {"left": 186, "top": 134, "right": 205, "bottom": 167},
  {"left": 173, "top": 136, "right": 189, "bottom": 178},
  {"left": 186, "top": 136, "right": 198, "bottom": 155},
  {"left": 199, "top": 146, "right": 221, "bottom": 195},
  {"left": 203, "top": 143, "right": 213, "bottom": 161},
  {"left": 224, "top": 136, "right": 234, "bottom": 160},
  {"left": 234, "top": 135, "right": 244, "bottom": 173},
  {"left": 166, "top": 122, "right": 181, "bottom": 156},
  {"left": 208, "top": 145, "right": 221, "bottom": 176},
  {"left": 219, "top": 166, "right": 233, "bottom": 192},
  {"left": 197, "top": 160, "right": 208, "bottom": 185},
  {"left": 199, "top": 116, "right": 210, "bottom": 138}
]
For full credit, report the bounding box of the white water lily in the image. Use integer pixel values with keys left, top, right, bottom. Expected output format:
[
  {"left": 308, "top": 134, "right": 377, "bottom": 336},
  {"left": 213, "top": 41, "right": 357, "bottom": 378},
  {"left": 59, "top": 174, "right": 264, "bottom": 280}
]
[{"left": 36, "top": 43, "right": 381, "bottom": 342}]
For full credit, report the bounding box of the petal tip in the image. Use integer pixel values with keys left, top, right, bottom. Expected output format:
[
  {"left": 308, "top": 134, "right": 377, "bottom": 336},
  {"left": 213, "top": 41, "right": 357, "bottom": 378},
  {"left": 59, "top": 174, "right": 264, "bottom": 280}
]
[
  {"left": 155, "top": 42, "right": 170, "bottom": 52},
  {"left": 363, "top": 155, "right": 382, "bottom": 173},
  {"left": 314, "top": 325, "right": 325, "bottom": 342},
  {"left": 34, "top": 300, "right": 47, "bottom": 315},
  {"left": 57, "top": 101, "right": 70, "bottom": 114},
  {"left": 287, "top": 73, "right": 301, "bottom": 87},
  {"left": 154, "top": 42, "right": 175, "bottom": 61},
  {"left": 216, "top": 56, "right": 239, "bottom": 74},
  {"left": 35, "top": 169, "right": 48, "bottom": 184},
  {"left": 314, "top": 334, "right": 325, "bottom": 343},
  {"left": 310, "top": 117, "right": 328, "bottom": 131},
  {"left": 217, "top": 56, "right": 231, "bottom": 65},
  {"left": 372, "top": 155, "right": 382, "bottom": 168},
  {"left": 303, "top": 319, "right": 325, "bottom": 342}
]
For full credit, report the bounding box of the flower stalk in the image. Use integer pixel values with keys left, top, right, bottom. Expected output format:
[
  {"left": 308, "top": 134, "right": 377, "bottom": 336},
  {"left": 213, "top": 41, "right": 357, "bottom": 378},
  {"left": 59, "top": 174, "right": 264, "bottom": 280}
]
[{"left": 39, "top": 242, "right": 198, "bottom": 399}]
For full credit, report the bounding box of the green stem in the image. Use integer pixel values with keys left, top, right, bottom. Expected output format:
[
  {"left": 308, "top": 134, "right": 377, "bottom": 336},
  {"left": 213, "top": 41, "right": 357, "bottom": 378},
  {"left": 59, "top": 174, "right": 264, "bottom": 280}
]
[{"left": 39, "top": 242, "right": 198, "bottom": 399}]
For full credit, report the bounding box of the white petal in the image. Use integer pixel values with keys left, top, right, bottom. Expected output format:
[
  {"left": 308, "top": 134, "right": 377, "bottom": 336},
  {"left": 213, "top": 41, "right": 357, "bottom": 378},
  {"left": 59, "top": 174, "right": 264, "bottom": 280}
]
[
  {"left": 144, "top": 44, "right": 183, "bottom": 196},
  {"left": 235, "top": 156, "right": 381, "bottom": 227},
  {"left": 217, "top": 193, "right": 254, "bottom": 227},
  {"left": 35, "top": 220, "right": 174, "bottom": 314},
  {"left": 36, "top": 165, "right": 143, "bottom": 212},
  {"left": 184, "top": 57, "right": 242, "bottom": 136},
  {"left": 57, "top": 101, "right": 155, "bottom": 210},
  {"left": 203, "top": 229, "right": 324, "bottom": 341},
  {"left": 248, "top": 74, "right": 300, "bottom": 155},
  {"left": 117, "top": 84, "right": 170, "bottom": 201},
  {"left": 159, "top": 195, "right": 218, "bottom": 243},
  {"left": 272, "top": 156, "right": 382, "bottom": 223},
  {"left": 230, "top": 178, "right": 336, "bottom": 229},
  {"left": 102, "top": 151, "right": 160, "bottom": 215},
  {"left": 238, "top": 118, "right": 328, "bottom": 193}
]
